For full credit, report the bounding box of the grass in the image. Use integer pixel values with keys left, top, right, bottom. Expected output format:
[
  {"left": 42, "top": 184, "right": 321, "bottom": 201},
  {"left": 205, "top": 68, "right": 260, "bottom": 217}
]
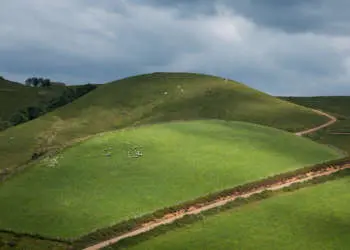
[
  {"left": 280, "top": 96, "right": 350, "bottom": 117},
  {"left": 120, "top": 173, "right": 350, "bottom": 250},
  {"left": 0, "top": 77, "right": 68, "bottom": 127},
  {"left": 304, "top": 126, "right": 350, "bottom": 155},
  {"left": 280, "top": 96, "right": 350, "bottom": 154},
  {"left": 0, "top": 232, "right": 68, "bottom": 250},
  {"left": 0, "top": 72, "right": 328, "bottom": 172},
  {"left": 0, "top": 120, "right": 342, "bottom": 239},
  {"left": 0, "top": 77, "right": 98, "bottom": 133}
]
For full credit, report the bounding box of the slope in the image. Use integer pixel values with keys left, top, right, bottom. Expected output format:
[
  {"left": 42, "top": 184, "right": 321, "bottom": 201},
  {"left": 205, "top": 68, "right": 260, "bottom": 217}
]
[
  {"left": 0, "top": 77, "right": 66, "bottom": 129},
  {"left": 280, "top": 96, "right": 350, "bottom": 154},
  {"left": 0, "top": 77, "right": 96, "bottom": 131},
  {"left": 280, "top": 96, "right": 350, "bottom": 118},
  {"left": 0, "top": 72, "right": 327, "bottom": 172},
  {"left": 0, "top": 120, "right": 342, "bottom": 238}
]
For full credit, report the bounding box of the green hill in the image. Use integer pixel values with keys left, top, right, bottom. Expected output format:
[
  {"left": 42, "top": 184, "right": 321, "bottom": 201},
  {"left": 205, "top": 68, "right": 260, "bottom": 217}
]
[
  {"left": 0, "top": 120, "right": 342, "bottom": 238},
  {"left": 0, "top": 72, "right": 329, "bottom": 173},
  {"left": 0, "top": 77, "right": 96, "bottom": 131}
]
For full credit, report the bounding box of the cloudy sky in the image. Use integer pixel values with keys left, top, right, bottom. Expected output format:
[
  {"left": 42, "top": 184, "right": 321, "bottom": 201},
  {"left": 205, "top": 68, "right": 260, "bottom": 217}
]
[{"left": 1, "top": 0, "right": 350, "bottom": 96}]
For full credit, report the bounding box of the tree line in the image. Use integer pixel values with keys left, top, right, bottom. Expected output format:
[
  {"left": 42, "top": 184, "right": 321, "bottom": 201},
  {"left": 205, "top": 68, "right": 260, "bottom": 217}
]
[{"left": 25, "top": 77, "right": 52, "bottom": 87}]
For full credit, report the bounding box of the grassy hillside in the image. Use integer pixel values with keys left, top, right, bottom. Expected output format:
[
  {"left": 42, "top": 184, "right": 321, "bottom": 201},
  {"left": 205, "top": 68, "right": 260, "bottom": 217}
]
[
  {"left": 280, "top": 96, "right": 350, "bottom": 118},
  {"left": 122, "top": 173, "right": 350, "bottom": 250},
  {"left": 280, "top": 96, "right": 350, "bottom": 154},
  {"left": 0, "top": 78, "right": 66, "bottom": 129},
  {"left": 0, "top": 232, "right": 67, "bottom": 250},
  {"left": 0, "top": 72, "right": 328, "bottom": 172},
  {"left": 0, "top": 120, "right": 341, "bottom": 238},
  {"left": 0, "top": 77, "right": 97, "bottom": 131}
]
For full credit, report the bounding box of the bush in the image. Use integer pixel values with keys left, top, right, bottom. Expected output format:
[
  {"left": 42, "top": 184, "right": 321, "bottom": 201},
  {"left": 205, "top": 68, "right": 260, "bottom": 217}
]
[
  {"left": 31, "top": 151, "right": 46, "bottom": 160},
  {"left": 0, "top": 120, "right": 11, "bottom": 130},
  {"left": 73, "top": 84, "right": 97, "bottom": 97},
  {"left": 9, "top": 110, "right": 29, "bottom": 126},
  {"left": 27, "top": 106, "right": 44, "bottom": 120}
]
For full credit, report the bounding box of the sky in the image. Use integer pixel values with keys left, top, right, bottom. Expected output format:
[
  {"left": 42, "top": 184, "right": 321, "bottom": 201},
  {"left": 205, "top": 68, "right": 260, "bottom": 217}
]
[{"left": 1, "top": 0, "right": 350, "bottom": 96}]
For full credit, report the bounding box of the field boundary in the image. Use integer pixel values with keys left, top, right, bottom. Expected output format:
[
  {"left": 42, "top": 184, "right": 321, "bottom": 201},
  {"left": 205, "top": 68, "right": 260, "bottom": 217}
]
[
  {"left": 0, "top": 229, "right": 72, "bottom": 249},
  {"left": 0, "top": 229, "right": 71, "bottom": 244},
  {"left": 75, "top": 157, "right": 350, "bottom": 250}
]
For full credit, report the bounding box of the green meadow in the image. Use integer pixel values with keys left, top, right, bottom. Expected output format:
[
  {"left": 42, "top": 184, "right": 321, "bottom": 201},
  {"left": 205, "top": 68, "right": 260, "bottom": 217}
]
[
  {"left": 0, "top": 120, "right": 341, "bottom": 238},
  {"left": 122, "top": 174, "right": 350, "bottom": 250}
]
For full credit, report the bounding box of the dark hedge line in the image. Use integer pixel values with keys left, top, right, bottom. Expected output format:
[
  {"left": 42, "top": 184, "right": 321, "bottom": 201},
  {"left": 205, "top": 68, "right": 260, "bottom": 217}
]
[
  {"left": 102, "top": 168, "right": 350, "bottom": 250},
  {"left": 0, "top": 229, "right": 72, "bottom": 246},
  {"left": 72, "top": 156, "right": 350, "bottom": 249}
]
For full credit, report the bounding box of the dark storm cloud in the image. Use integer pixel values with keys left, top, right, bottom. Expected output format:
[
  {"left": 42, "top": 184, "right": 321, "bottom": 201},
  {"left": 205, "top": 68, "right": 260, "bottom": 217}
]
[
  {"left": 139, "top": 0, "right": 350, "bottom": 34},
  {"left": 232, "top": 0, "right": 350, "bottom": 34},
  {"left": 0, "top": 0, "right": 349, "bottom": 96}
]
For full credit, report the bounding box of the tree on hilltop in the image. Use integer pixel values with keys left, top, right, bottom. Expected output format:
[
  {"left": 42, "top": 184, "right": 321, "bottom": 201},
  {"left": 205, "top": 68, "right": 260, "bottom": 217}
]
[{"left": 25, "top": 77, "right": 51, "bottom": 87}]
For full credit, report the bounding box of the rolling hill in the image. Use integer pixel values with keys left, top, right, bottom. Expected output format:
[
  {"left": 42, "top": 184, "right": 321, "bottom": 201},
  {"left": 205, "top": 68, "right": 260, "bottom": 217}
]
[
  {"left": 0, "top": 120, "right": 342, "bottom": 239},
  {"left": 0, "top": 72, "right": 329, "bottom": 173}
]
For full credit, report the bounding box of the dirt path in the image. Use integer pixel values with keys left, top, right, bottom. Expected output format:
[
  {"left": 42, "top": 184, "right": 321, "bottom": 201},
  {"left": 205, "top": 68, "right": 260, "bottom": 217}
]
[
  {"left": 83, "top": 164, "right": 350, "bottom": 250},
  {"left": 295, "top": 109, "right": 337, "bottom": 136}
]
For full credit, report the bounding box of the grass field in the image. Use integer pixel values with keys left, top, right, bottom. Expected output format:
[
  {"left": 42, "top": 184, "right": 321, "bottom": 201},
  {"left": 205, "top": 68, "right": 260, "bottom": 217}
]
[
  {"left": 0, "top": 232, "right": 67, "bottom": 250},
  {"left": 280, "top": 96, "right": 350, "bottom": 154},
  {"left": 120, "top": 174, "right": 350, "bottom": 250},
  {"left": 0, "top": 120, "right": 342, "bottom": 239},
  {"left": 0, "top": 72, "right": 328, "bottom": 172}
]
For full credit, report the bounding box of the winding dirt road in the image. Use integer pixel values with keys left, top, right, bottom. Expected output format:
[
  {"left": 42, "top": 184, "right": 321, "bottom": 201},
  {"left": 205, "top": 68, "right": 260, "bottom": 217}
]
[
  {"left": 83, "top": 109, "right": 340, "bottom": 250},
  {"left": 295, "top": 109, "right": 337, "bottom": 136}
]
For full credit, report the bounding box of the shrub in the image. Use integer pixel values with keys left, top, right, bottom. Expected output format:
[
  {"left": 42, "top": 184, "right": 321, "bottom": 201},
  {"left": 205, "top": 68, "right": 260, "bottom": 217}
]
[{"left": 9, "top": 110, "right": 29, "bottom": 126}]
